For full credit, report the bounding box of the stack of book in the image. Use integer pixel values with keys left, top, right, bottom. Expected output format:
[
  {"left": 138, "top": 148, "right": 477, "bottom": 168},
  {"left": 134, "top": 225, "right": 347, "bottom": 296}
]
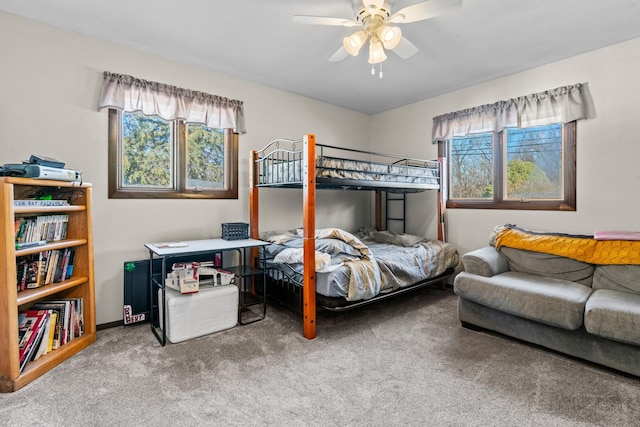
[
  {"left": 15, "top": 248, "right": 76, "bottom": 292},
  {"left": 18, "top": 298, "right": 84, "bottom": 373},
  {"left": 14, "top": 214, "right": 69, "bottom": 249}
]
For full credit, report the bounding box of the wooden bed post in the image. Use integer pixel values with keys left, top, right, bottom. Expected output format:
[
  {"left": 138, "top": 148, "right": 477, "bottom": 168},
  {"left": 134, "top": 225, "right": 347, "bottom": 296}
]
[
  {"left": 437, "top": 156, "right": 447, "bottom": 242},
  {"left": 249, "top": 149, "right": 260, "bottom": 284},
  {"left": 249, "top": 150, "right": 259, "bottom": 241},
  {"left": 375, "top": 190, "right": 382, "bottom": 231},
  {"left": 302, "top": 134, "right": 317, "bottom": 340}
]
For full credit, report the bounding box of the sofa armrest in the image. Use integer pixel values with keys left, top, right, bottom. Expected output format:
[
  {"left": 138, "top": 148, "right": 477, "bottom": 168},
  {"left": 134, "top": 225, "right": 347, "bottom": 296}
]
[{"left": 461, "top": 246, "right": 509, "bottom": 277}]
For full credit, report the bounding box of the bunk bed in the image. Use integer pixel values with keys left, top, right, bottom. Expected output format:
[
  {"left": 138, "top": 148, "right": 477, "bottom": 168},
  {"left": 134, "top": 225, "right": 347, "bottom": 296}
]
[{"left": 249, "top": 134, "right": 458, "bottom": 339}]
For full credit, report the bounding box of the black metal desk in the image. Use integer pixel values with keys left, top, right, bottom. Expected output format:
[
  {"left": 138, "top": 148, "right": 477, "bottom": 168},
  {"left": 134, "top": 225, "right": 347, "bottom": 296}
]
[{"left": 145, "top": 238, "right": 269, "bottom": 346}]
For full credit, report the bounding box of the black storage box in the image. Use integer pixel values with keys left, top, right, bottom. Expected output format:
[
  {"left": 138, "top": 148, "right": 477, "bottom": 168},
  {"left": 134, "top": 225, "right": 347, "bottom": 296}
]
[{"left": 221, "top": 222, "right": 249, "bottom": 240}]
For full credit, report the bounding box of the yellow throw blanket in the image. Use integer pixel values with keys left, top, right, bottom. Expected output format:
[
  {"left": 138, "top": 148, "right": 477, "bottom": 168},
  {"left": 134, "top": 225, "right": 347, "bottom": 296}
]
[{"left": 494, "top": 226, "right": 640, "bottom": 265}]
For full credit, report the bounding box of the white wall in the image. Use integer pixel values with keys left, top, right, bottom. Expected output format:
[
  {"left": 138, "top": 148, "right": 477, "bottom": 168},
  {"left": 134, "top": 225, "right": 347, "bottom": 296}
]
[
  {"left": 0, "top": 12, "right": 372, "bottom": 324},
  {"left": 372, "top": 37, "right": 640, "bottom": 256},
  {"left": 4, "top": 10, "right": 640, "bottom": 325}
]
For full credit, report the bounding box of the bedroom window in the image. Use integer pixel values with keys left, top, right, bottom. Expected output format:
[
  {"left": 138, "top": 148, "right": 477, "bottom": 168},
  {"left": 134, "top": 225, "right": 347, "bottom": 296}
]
[
  {"left": 107, "top": 110, "right": 238, "bottom": 199},
  {"left": 441, "top": 122, "right": 576, "bottom": 210},
  {"left": 98, "top": 72, "right": 245, "bottom": 199},
  {"left": 433, "top": 83, "right": 595, "bottom": 211}
]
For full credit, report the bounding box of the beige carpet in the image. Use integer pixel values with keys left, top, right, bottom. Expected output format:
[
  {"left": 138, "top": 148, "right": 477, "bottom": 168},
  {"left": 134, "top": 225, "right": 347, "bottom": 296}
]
[{"left": 1, "top": 288, "right": 639, "bottom": 426}]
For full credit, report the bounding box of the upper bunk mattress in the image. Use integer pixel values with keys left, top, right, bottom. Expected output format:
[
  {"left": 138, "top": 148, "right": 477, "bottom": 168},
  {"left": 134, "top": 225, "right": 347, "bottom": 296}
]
[{"left": 258, "top": 156, "right": 439, "bottom": 191}]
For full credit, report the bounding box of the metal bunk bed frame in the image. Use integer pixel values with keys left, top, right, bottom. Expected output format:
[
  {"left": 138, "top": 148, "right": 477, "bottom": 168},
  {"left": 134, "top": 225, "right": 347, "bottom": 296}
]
[{"left": 249, "top": 134, "right": 448, "bottom": 339}]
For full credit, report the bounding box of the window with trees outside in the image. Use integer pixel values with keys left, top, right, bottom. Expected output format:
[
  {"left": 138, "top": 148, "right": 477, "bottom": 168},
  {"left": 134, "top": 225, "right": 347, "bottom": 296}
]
[
  {"left": 99, "top": 71, "right": 244, "bottom": 200},
  {"left": 438, "top": 121, "right": 576, "bottom": 210},
  {"left": 433, "top": 83, "right": 593, "bottom": 211},
  {"left": 108, "top": 109, "right": 238, "bottom": 199}
]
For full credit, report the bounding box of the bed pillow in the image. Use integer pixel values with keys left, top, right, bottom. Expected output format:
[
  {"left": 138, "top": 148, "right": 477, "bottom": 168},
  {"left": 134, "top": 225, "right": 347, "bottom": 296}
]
[
  {"left": 259, "top": 229, "right": 298, "bottom": 245},
  {"left": 263, "top": 244, "right": 288, "bottom": 257},
  {"left": 316, "top": 239, "right": 361, "bottom": 256},
  {"left": 372, "top": 230, "right": 425, "bottom": 247},
  {"left": 356, "top": 226, "right": 377, "bottom": 241},
  {"left": 274, "top": 248, "right": 332, "bottom": 271},
  {"left": 284, "top": 238, "right": 361, "bottom": 257}
]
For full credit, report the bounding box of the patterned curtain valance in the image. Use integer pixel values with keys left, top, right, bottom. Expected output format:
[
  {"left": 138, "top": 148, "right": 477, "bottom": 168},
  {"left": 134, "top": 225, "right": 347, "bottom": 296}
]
[
  {"left": 432, "top": 82, "right": 595, "bottom": 142},
  {"left": 98, "top": 72, "right": 246, "bottom": 134}
]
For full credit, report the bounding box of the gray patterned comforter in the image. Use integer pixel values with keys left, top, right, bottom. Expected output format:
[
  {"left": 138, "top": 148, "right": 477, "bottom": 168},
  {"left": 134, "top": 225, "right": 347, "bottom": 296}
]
[{"left": 261, "top": 228, "right": 460, "bottom": 301}]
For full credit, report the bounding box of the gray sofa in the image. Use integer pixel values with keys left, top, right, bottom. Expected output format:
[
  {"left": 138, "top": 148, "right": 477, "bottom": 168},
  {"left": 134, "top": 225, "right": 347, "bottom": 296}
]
[{"left": 454, "top": 240, "right": 640, "bottom": 377}]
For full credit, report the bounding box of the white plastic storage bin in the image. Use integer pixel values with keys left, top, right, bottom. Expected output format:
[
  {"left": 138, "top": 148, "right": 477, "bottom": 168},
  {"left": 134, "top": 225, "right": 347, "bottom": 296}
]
[{"left": 159, "top": 284, "right": 238, "bottom": 343}]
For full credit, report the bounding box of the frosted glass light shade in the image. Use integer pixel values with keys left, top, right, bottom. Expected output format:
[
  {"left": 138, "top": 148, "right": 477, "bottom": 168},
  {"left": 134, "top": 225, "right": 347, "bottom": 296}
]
[
  {"left": 363, "top": 0, "right": 384, "bottom": 16},
  {"left": 377, "top": 25, "right": 402, "bottom": 50},
  {"left": 368, "top": 39, "right": 387, "bottom": 64},
  {"left": 343, "top": 30, "right": 368, "bottom": 56}
]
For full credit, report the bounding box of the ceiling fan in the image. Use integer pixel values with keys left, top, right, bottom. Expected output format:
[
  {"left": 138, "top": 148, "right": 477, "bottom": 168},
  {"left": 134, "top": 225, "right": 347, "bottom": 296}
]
[{"left": 293, "top": 0, "right": 462, "bottom": 77}]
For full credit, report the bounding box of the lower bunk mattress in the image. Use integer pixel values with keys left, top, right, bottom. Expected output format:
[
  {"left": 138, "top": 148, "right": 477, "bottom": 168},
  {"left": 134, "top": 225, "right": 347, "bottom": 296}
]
[{"left": 260, "top": 227, "right": 460, "bottom": 309}]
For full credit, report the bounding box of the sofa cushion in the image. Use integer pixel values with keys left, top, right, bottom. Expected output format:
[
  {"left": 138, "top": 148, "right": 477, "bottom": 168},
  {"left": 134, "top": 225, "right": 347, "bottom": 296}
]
[
  {"left": 592, "top": 265, "right": 640, "bottom": 295},
  {"left": 461, "top": 247, "right": 509, "bottom": 277},
  {"left": 584, "top": 289, "right": 640, "bottom": 346},
  {"left": 454, "top": 271, "right": 593, "bottom": 330},
  {"left": 499, "top": 247, "right": 594, "bottom": 286}
]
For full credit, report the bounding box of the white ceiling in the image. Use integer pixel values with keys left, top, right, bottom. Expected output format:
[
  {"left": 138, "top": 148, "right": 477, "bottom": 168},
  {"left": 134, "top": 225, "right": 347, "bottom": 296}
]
[{"left": 1, "top": 0, "right": 640, "bottom": 114}]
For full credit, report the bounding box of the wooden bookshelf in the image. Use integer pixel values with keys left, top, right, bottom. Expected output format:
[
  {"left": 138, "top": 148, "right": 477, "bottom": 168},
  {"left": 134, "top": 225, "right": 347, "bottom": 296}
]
[{"left": 0, "top": 177, "right": 96, "bottom": 393}]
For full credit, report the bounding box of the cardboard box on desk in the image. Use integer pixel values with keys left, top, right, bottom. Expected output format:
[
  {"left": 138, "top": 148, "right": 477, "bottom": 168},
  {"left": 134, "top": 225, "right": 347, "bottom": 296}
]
[
  {"left": 166, "top": 262, "right": 235, "bottom": 294},
  {"left": 198, "top": 266, "right": 235, "bottom": 287},
  {"left": 165, "top": 262, "right": 200, "bottom": 294}
]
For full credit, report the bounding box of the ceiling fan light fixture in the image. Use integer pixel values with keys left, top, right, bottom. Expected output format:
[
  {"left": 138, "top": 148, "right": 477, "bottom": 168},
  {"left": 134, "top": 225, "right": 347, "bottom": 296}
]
[
  {"left": 368, "top": 38, "right": 387, "bottom": 64},
  {"left": 376, "top": 25, "right": 402, "bottom": 49},
  {"left": 343, "top": 30, "right": 368, "bottom": 56},
  {"left": 362, "top": 0, "right": 384, "bottom": 16}
]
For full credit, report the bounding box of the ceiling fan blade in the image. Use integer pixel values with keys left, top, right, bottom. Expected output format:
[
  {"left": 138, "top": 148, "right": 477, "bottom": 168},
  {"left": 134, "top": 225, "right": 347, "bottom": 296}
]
[
  {"left": 392, "top": 37, "right": 419, "bottom": 59},
  {"left": 389, "top": 0, "right": 462, "bottom": 24},
  {"left": 292, "top": 15, "right": 359, "bottom": 27},
  {"left": 329, "top": 46, "right": 349, "bottom": 62}
]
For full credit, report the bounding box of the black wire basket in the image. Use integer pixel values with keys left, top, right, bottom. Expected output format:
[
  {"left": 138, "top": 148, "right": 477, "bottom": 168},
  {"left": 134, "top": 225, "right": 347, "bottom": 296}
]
[{"left": 221, "top": 222, "right": 249, "bottom": 240}]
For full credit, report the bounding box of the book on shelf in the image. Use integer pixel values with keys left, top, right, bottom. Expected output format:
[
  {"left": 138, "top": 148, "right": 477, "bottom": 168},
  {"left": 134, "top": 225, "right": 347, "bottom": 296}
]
[
  {"left": 23, "top": 251, "right": 47, "bottom": 289},
  {"left": 36, "top": 251, "right": 48, "bottom": 287},
  {"left": 59, "top": 248, "right": 71, "bottom": 282},
  {"left": 32, "top": 310, "right": 54, "bottom": 361},
  {"left": 17, "top": 314, "right": 32, "bottom": 358},
  {"left": 31, "top": 301, "right": 67, "bottom": 348},
  {"left": 53, "top": 300, "right": 71, "bottom": 345},
  {"left": 14, "top": 214, "right": 69, "bottom": 247},
  {"left": 18, "top": 309, "right": 50, "bottom": 372},
  {"left": 31, "top": 298, "right": 83, "bottom": 348},
  {"left": 13, "top": 199, "right": 69, "bottom": 207},
  {"left": 21, "top": 321, "right": 48, "bottom": 372},
  {"left": 74, "top": 298, "right": 84, "bottom": 337},
  {"left": 53, "top": 249, "right": 66, "bottom": 283},
  {"left": 17, "top": 299, "right": 87, "bottom": 373},
  {"left": 64, "top": 248, "right": 76, "bottom": 279},
  {"left": 23, "top": 256, "right": 40, "bottom": 289},
  {"left": 44, "top": 250, "right": 57, "bottom": 285},
  {"left": 33, "top": 298, "right": 83, "bottom": 344},
  {"left": 16, "top": 259, "right": 27, "bottom": 292},
  {"left": 45, "top": 311, "right": 58, "bottom": 353},
  {"left": 44, "top": 249, "right": 66, "bottom": 285},
  {"left": 17, "top": 247, "right": 76, "bottom": 292}
]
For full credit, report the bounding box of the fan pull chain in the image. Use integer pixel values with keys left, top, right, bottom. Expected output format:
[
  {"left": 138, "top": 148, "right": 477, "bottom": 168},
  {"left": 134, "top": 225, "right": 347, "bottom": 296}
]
[{"left": 371, "top": 63, "right": 384, "bottom": 79}]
